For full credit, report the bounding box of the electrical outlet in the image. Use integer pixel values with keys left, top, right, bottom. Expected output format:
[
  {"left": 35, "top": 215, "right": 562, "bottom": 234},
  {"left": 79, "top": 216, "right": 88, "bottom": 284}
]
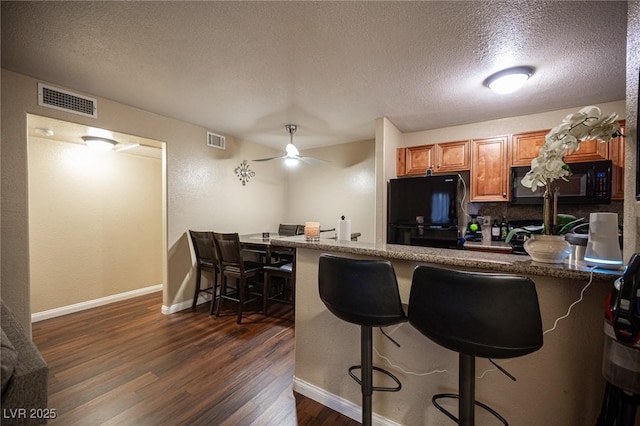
[{"left": 482, "top": 216, "right": 491, "bottom": 226}]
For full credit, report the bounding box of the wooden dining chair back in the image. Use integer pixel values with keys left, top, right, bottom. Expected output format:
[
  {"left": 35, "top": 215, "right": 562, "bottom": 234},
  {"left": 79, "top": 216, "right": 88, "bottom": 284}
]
[
  {"left": 278, "top": 224, "right": 299, "bottom": 237},
  {"left": 188, "top": 230, "right": 219, "bottom": 314},
  {"left": 273, "top": 224, "right": 301, "bottom": 262},
  {"left": 212, "top": 232, "right": 264, "bottom": 323}
]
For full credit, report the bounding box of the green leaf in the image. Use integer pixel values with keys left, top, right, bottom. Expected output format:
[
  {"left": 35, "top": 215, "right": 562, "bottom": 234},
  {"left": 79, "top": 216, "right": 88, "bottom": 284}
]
[{"left": 504, "top": 225, "right": 543, "bottom": 243}]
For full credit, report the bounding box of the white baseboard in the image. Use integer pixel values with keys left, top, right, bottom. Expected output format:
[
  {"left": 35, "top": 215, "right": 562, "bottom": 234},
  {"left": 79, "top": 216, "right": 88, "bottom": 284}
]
[
  {"left": 32, "top": 284, "right": 163, "bottom": 322},
  {"left": 161, "top": 294, "right": 211, "bottom": 315},
  {"left": 292, "top": 376, "right": 402, "bottom": 426}
]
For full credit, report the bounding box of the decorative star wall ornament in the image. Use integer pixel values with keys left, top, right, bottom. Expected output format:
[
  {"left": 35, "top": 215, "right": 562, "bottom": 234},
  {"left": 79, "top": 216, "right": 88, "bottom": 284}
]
[{"left": 235, "top": 160, "right": 255, "bottom": 185}]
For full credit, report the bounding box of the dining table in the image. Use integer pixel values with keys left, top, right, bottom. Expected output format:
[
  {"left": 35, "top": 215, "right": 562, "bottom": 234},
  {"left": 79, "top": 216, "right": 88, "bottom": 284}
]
[{"left": 239, "top": 233, "right": 288, "bottom": 265}]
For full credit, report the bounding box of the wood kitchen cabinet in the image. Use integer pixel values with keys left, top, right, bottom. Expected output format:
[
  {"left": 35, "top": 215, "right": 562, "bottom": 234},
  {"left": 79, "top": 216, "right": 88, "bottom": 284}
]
[
  {"left": 511, "top": 130, "right": 547, "bottom": 167},
  {"left": 512, "top": 126, "right": 614, "bottom": 167},
  {"left": 397, "top": 140, "right": 469, "bottom": 176},
  {"left": 511, "top": 121, "right": 625, "bottom": 200},
  {"left": 610, "top": 122, "right": 625, "bottom": 200},
  {"left": 471, "top": 136, "right": 509, "bottom": 202}
]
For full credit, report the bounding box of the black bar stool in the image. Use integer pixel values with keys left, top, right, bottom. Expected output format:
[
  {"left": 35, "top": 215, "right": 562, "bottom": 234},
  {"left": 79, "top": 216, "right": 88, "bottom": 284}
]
[
  {"left": 318, "top": 254, "right": 407, "bottom": 426},
  {"left": 408, "top": 265, "right": 543, "bottom": 426}
]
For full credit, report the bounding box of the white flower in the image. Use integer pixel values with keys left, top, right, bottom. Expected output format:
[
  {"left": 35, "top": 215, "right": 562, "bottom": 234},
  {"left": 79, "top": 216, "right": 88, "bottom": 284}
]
[{"left": 521, "top": 105, "right": 621, "bottom": 191}]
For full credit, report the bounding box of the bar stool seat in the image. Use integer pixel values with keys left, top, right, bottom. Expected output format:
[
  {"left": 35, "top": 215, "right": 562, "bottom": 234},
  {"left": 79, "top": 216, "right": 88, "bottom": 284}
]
[
  {"left": 318, "top": 254, "right": 407, "bottom": 426},
  {"left": 408, "top": 265, "right": 543, "bottom": 426}
]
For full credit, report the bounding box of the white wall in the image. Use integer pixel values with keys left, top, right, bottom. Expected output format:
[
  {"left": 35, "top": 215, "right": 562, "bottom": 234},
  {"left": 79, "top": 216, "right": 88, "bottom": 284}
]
[
  {"left": 1, "top": 69, "right": 289, "bottom": 331},
  {"left": 624, "top": 1, "right": 639, "bottom": 262},
  {"left": 28, "top": 135, "right": 163, "bottom": 313},
  {"left": 285, "top": 139, "right": 376, "bottom": 243},
  {"left": 401, "top": 100, "right": 626, "bottom": 146}
]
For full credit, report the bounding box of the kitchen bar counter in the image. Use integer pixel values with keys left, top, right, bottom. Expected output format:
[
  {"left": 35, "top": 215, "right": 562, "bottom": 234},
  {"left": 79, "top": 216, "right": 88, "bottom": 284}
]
[
  {"left": 275, "top": 236, "right": 621, "bottom": 425},
  {"left": 272, "top": 236, "right": 623, "bottom": 281}
]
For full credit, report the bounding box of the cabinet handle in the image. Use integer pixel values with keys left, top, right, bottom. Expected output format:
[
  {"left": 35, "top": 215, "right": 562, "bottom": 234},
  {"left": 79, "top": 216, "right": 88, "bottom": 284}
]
[
  {"left": 437, "top": 164, "right": 441, "bottom": 169},
  {"left": 502, "top": 192, "right": 507, "bottom": 198}
]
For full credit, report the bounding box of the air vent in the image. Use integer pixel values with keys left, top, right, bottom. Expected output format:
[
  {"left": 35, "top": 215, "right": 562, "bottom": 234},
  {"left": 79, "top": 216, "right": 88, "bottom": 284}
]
[
  {"left": 207, "top": 131, "right": 226, "bottom": 150},
  {"left": 38, "top": 83, "right": 97, "bottom": 118}
]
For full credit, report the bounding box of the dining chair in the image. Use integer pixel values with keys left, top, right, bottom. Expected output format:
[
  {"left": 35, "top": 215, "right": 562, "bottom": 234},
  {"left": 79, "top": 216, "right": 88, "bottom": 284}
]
[
  {"left": 263, "top": 257, "right": 295, "bottom": 317},
  {"left": 212, "top": 232, "right": 265, "bottom": 324},
  {"left": 272, "top": 224, "right": 302, "bottom": 262},
  {"left": 278, "top": 224, "right": 299, "bottom": 236},
  {"left": 188, "top": 230, "right": 219, "bottom": 314}
]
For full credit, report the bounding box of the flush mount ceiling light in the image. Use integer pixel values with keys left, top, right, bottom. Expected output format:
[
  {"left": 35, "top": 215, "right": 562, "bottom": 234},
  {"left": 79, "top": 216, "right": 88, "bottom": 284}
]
[
  {"left": 81, "top": 136, "right": 117, "bottom": 152},
  {"left": 484, "top": 66, "right": 535, "bottom": 94}
]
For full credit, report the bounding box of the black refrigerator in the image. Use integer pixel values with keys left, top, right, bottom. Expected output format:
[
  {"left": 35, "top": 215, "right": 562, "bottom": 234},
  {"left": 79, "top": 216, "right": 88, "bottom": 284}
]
[{"left": 387, "top": 174, "right": 463, "bottom": 248}]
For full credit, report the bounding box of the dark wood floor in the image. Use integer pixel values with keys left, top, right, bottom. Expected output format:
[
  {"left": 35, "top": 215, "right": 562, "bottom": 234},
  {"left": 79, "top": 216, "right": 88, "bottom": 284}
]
[{"left": 32, "top": 292, "right": 360, "bottom": 425}]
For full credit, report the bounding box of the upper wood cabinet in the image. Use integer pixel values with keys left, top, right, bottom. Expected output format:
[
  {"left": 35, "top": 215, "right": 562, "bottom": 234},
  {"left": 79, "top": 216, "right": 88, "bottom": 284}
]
[
  {"left": 563, "top": 138, "right": 609, "bottom": 162},
  {"left": 437, "top": 140, "right": 471, "bottom": 173},
  {"left": 610, "top": 122, "right": 626, "bottom": 200},
  {"left": 471, "top": 136, "right": 509, "bottom": 202},
  {"left": 512, "top": 125, "right": 616, "bottom": 167},
  {"left": 397, "top": 140, "right": 470, "bottom": 176},
  {"left": 511, "top": 130, "right": 547, "bottom": 167},
  {"left": 402, "top": 144, "right": 435, "bottom": 175}
]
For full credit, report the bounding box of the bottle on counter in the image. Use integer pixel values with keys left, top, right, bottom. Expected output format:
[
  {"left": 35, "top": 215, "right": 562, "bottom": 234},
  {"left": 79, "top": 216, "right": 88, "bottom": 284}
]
[
  {"left": 500, "top": 216, "right": 509, "bottom": 241},
  {"left": 491, "top": 219, "right": 501, "bottom": 241}
]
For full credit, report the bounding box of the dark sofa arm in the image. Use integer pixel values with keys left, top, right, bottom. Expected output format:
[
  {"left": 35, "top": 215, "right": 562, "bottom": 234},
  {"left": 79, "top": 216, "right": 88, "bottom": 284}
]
[{"left": 1, "top": 301, "right": 49, "bottom": 426}]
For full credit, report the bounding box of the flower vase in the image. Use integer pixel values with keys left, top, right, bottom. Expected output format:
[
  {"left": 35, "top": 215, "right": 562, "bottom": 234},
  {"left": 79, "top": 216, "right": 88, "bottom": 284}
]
[{"left": 524, "top": 234, "right": 572, "bottom": 264}]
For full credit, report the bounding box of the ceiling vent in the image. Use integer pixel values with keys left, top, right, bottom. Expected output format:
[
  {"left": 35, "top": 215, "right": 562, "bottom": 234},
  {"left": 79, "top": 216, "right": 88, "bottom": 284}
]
[
  {"left": 207, "top": 131, "right": 226, "bottom": 150},
  {"left": 38, "top": 83, "right": 97, "bottom": 118}
]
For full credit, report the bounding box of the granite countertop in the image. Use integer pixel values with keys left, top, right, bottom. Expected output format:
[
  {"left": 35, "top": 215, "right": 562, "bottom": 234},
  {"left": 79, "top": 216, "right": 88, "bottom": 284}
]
[{"left": 272, "top": 236, "right": 623, "bottom": 281}]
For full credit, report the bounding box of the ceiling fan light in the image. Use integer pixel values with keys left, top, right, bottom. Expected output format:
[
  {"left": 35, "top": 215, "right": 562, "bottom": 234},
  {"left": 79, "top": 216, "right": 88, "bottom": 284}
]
[
  {"left": 284, "top": 157, "right": 299, "bottom": 167},
  {"left": 285, "top": 143, "right": 299, "bottom": 157},
  {"left": 484, "top": 66, "right": 534, "bottom": 94},
  {"left": 81, "top": 136, "right": 117, "bottom": 152}
]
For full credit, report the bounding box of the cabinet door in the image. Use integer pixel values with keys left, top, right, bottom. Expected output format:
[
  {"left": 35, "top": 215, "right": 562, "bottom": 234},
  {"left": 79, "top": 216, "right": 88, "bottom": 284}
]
[
  {"left": 396, "top": 148, "right": 407, "bottom": 176},
  {"left": 610, "top": 122, "right": 625, "bottom": 200},
  {"left": 436, "top": 140, "right": 470, "bottom": 172},
  {"left": 511, "top": 130, "right": 547, "bottom": 167},
  {"left": 471, "top": 136, "right": 509, "bottom": 202},
  {"left": 405, "top": 145, "right": 435, "bottom": 175},
  {"left": 563, "top": 138, "right": 608, "bottom": 162}
]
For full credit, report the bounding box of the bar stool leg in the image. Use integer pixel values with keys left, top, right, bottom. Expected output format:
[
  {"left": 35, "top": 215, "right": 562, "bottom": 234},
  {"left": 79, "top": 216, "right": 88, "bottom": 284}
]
[
  {"left": 362, "top": 325, "right": 373, "bottom": 426},
  {"left": 459, "top": 353, "right": 475, "bottom": 426}
]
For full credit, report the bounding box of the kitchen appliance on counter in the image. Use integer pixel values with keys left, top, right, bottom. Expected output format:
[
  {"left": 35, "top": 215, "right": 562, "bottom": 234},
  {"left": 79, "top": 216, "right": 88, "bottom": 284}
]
[
  {"left": 387, "top": 174, "right": 463, "bottom": 249},
  {"left": 597, "top": 253, "right": 640, "bottom": 426},
  {"left": 464, "top": 214, "right": 483, "bottom": 242},
  {"left": 510, "top": 160, "right": 612, "bottom": 205},
  {"left": 585, "top": 212, "right": 624, "bottom": 270}
]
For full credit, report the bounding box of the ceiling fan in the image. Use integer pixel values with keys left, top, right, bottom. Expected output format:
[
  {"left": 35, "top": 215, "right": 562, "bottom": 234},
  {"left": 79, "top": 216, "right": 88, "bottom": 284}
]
[{"left": 253, "top": 124, "right": 327, "bottom": 165}]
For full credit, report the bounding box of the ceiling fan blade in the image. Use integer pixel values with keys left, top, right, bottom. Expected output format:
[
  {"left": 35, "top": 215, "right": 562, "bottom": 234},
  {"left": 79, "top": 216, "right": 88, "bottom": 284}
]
[
  {"left": 299, "top": 156, "right": 329, "bottom": 165},
  {"left": 253, "top": 155, "right": 285, "bottom": 162}
]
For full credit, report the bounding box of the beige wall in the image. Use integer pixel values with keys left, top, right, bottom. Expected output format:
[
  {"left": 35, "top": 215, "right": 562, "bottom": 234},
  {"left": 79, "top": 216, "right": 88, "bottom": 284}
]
[
  {"left": 401, "top": 100, "right": 626, "bottom": 146},
  {"left": 1, "top": 69, "right": 288, "bottom": 331},
  {"left": 284, "top": 139, "right": 376, "bottom": 243},
  {"left": 27, "top": 135, "right": 163, "bottom": 313},
  {"left": 624, "top": 0, "right": 639, "bottom": 262},
  {"left": 1, "top": 69, "right": 379, "bottom": 330},
  {"left": 375, "top": 118, "right": 403, "bottom": 244}
]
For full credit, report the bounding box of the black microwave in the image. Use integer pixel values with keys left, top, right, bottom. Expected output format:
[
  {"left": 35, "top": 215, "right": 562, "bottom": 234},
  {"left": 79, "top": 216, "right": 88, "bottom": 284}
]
[{"left": 510, "top": 160, "right": 612, "bottom": 205}]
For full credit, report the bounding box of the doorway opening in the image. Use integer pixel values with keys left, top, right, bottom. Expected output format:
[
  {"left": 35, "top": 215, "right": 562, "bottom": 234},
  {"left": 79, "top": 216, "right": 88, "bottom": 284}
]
[{"left": 27, "top": 114, "right": 167, "bottom": 320}]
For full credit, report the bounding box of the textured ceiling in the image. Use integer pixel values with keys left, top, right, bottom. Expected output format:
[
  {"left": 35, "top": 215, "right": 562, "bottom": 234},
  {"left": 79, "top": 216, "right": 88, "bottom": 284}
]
[{"left": 1, "top": 1, "right": 628, "bottom": 151}]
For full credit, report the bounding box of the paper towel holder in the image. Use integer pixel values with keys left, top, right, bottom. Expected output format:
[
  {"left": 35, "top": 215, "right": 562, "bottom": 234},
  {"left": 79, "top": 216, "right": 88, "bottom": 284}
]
[{"left": 584, "top": 212, "right": 623, "bottom": 270}]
